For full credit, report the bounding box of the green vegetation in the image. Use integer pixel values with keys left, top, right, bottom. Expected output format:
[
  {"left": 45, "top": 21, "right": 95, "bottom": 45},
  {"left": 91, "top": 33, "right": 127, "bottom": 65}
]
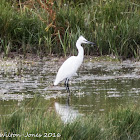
[
  {"left": 0, "top": 0, "right": 140, "bottom": 59},
  {"left": 1, "top": 99, "right": 140, "bottom": 140}
]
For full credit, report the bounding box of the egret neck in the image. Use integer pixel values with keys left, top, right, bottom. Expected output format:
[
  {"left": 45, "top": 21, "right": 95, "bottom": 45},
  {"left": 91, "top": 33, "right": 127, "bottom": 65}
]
[{"left": 76, "top": 41, "right": 84, "bottom": 61}]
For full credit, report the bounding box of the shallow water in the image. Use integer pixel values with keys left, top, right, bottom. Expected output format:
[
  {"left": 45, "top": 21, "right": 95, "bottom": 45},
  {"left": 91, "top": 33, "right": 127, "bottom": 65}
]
[{"left": 0, "top": 58, "right": 140, "bottom": 121}]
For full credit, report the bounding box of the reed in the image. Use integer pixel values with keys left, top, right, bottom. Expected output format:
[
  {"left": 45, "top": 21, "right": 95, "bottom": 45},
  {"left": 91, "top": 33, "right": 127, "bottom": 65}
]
[{"left": 0, "top": 0, "right": 139, "bottom": 59}]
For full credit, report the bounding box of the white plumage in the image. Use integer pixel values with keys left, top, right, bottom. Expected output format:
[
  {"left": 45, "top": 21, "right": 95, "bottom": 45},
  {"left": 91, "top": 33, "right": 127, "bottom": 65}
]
[
  {"left": 54, "top": 56, "right": 83, "bottom": 85},
  {"left": 54, "top": 36, "right": 95, "bottom": 90}
]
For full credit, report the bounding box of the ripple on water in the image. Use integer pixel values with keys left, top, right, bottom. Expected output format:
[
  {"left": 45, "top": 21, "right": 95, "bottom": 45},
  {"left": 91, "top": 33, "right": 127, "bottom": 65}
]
[{"left": 0, "top": 58, "right": 140, "bottom": 115}]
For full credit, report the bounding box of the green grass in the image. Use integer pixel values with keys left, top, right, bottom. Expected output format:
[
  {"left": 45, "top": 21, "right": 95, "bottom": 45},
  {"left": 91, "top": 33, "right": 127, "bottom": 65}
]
[
  {"left": 1, "top": 99, "right": 140, "bottom": 140},
  {"left": 0, "top": 0, "right": 140, "bottom": 59},
  {"left": 104, "top": 106, "right": 140, "bottom": 139}
]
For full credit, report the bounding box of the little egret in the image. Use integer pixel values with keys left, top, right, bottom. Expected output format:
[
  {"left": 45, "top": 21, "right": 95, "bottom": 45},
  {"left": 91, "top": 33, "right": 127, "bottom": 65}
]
[{"left": 54, "top": 36, "right": 95, "bottom": 94}]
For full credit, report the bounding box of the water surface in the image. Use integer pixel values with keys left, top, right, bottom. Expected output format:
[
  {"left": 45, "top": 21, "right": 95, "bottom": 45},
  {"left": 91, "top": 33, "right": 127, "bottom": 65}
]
[{"left": 0, "top": 57, "right": 140, "bottom": 121}]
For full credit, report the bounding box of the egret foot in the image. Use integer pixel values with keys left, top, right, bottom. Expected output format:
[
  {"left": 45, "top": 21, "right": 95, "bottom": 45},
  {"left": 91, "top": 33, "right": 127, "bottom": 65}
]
[{"left": 65, "top": 78, "right": 71, "bottom": 95}]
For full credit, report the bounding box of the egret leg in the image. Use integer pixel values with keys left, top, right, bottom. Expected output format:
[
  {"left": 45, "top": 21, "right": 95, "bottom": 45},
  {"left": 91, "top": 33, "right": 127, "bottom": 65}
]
[{"left": 65, "top": 78, "right": 70, "bottom": 95}]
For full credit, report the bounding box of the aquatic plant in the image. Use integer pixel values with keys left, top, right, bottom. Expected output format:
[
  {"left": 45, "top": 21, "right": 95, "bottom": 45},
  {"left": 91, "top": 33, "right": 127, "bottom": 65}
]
[{"left": 0, "top": 0, "right": 139, "bottom": 59}]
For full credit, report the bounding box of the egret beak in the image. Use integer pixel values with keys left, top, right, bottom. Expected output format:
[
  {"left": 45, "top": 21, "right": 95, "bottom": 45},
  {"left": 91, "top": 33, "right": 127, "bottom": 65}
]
[{"left": 85, "top": 40, "right": 96, "bottom": 45}]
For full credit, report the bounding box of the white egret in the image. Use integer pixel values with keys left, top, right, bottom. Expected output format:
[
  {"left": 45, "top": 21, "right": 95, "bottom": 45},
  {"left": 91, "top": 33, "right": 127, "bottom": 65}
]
[{"left": 54, "top": 36, "right": 95, "bottom": 94}]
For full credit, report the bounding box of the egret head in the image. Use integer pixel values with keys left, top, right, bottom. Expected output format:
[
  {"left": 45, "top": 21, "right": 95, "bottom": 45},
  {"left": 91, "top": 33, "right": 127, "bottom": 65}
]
[{"left": 77, "top": 36, "right": 95, "bottom": 45}]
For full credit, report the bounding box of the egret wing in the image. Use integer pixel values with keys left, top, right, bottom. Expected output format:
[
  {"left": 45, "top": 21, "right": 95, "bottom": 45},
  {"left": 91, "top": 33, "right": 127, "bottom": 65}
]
[{"left": 54, "top": 56, "right": 79, "bottom": 85}]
